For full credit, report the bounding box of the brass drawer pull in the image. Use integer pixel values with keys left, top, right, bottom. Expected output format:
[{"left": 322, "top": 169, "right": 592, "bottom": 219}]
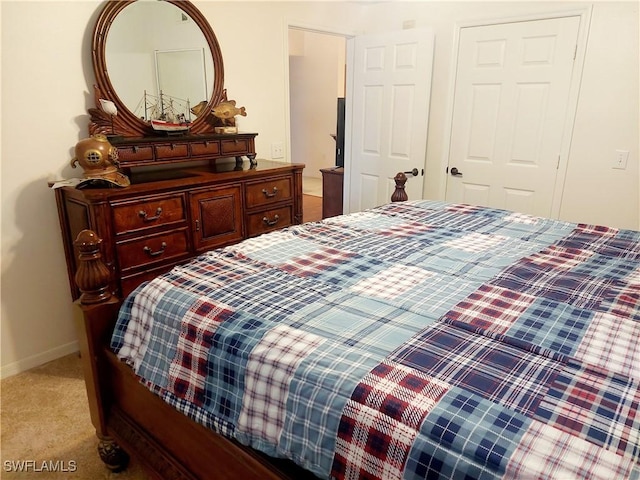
[
  {"left": 139, "top": 207, "right": 163, "bottom": 222},
  {"left": 262, "top": 214, "right": 280, "bottom": 226},
  {"left": 262, "top": 187, "right": 278, "bottom": 198},
  {"left": 143, "top": 242, "right": 167, "bottom": 257}
]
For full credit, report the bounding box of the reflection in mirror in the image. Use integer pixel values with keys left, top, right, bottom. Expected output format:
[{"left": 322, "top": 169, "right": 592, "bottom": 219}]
[
  {"left": 155, "top": 48, "right": 208, "bottom": 118},
  {"left": 105, "top": 1, "right": 214, "bottom": 121}
]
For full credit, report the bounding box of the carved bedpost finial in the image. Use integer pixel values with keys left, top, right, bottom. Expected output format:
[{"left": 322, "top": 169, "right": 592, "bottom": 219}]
[
  {"left": 391, "top": 172, "right": 408, "bottom": 202},
  {"left": 74, "top": 230, "right": 112, "bottom": 305}
]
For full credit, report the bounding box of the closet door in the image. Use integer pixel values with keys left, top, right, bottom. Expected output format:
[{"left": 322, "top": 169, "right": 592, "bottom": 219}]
[{"left": 445, "top": 16, "right": 581, "bottom": 217}]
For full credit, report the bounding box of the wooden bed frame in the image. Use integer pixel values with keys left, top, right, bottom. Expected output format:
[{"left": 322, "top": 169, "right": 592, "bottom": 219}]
[{"left": 72, "top": 173, "right": 410, "bottom": 479}]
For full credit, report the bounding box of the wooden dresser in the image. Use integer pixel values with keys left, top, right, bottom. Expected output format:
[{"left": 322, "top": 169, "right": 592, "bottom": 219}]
[{"left": 54, "top": 158, "right": 304, "bottom": 300}]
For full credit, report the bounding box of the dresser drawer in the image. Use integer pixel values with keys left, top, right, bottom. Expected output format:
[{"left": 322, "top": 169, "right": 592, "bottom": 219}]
[
  {"left": 190, "top": 140, "right": 221, "bottom": 157},
  {"left": 246, "top": 206, "right": 292, "bottom": 237},
  {"left": 245, "top": 176, "right": 292, "bottom": 208},
  {"left": 221, "top": 138, "right": 249, "bottom": 155},
  {"left": 112, "top": 194, "right": 187, "bottom": 235},
  {"left": 117, "top": 145, "right": 154, "bottom": 163},
  {"left": 155, "top": 143, "right": 189, "bottom": 160},
  {"left": 116, "top": 229, "right": 189, "bottom": 271}
]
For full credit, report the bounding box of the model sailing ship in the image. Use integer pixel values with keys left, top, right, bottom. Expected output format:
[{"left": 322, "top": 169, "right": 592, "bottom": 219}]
[
  {"left": 136, "top": 91, "right": 192, "bottom": 134},
  {"left": 92, "top": 86, "right": 248, "bottom": 138}
]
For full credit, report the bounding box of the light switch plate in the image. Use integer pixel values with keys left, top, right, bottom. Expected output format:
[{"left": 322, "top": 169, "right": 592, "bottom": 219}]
[
  {"left": 613, "top": 150, "right": 629, "bottom": 170},
  {"left": 271, "top": 142, "right": 284, "bottom": 159}
]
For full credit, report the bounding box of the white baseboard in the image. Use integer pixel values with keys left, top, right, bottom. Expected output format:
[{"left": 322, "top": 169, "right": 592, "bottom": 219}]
[{"left": 1, "top": 341, "right": 79, "bottom": 379}]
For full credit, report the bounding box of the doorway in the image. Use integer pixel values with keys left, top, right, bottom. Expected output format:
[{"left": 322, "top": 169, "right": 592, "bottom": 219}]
[{"left": 288, "top": 27, "right": 348, "bottom": 219}]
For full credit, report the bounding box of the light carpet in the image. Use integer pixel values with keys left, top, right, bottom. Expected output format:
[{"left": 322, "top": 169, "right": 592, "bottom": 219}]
[{"left": 1, "top": 354, "right": 148, "bottom": 479}]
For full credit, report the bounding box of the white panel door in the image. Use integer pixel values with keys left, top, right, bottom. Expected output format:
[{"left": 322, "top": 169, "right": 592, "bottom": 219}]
[
  {"left": 346, "top": 29, "right": 434, "bottom": 213},
  {"left": 445, "top": 16, "right": 580, "bottom": 216}
]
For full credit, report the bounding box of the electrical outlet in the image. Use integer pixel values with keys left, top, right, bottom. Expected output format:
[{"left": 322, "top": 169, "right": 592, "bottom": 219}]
[
  {"left": 271, "top": 142, "right": 284, "bottom": 159},
  {"left": 613, "top": 149, "right": 629, "bottom": 170}
]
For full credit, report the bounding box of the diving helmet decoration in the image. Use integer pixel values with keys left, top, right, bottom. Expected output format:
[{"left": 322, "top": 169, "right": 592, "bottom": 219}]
[{"left": 70, "top": 134, "right": 130, "bottom": 187}]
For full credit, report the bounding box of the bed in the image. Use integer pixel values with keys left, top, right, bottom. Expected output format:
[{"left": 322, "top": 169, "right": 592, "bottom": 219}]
[{"left": 73, "top": 176, "right": 639, "bottom": 480}]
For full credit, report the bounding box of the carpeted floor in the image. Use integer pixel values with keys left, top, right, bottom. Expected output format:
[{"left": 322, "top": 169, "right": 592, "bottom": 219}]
[{"left": 1, "top": 354, "right": 148, "bottom": 479}]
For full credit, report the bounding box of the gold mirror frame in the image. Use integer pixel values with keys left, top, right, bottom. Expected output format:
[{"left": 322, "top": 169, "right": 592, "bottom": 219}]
[{"left": 89, "top": 0, "right": 225, "bottom": 137}]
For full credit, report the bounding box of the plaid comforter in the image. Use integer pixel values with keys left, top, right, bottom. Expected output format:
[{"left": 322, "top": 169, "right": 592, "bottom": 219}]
[{"left": 112, "top": 200, "right": 639, "bottom": 479}]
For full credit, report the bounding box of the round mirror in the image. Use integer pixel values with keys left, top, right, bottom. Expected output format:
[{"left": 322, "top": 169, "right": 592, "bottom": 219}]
[{"left": 91, "top": 0, "right": 224, "bottom": 137}]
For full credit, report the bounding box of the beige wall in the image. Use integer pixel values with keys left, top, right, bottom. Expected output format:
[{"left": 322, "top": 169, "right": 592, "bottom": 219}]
[
  {"left": 1, "top": 1, "right": 638, "bottom": 376},
  {"left": 559, "top": 2, "right": 639, "bottom": 227},
  {"left": 198, "top": 1, "right": 363, "bottom": 159},
  {"left": 1, "top": 1, "right": 103, "bottom": 377},
  {"left": 290, "top": 30, "right": 346, "bottom": 178}
]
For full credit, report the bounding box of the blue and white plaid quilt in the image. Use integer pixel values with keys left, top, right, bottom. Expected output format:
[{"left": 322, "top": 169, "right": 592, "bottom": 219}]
[{"left": 112, "top": 200, "right": 639, "bottom": 479}]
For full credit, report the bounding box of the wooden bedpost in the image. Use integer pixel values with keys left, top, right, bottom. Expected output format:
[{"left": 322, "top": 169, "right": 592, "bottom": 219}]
[
  {"left": 75, "top": 230, "right": 112, "bottom": 305},
  {"left": 73, "top": 230, "right": 129, "bottom": 472},
  {"left": 391, "top": 172, "right": 408, "bottom": 202}
]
